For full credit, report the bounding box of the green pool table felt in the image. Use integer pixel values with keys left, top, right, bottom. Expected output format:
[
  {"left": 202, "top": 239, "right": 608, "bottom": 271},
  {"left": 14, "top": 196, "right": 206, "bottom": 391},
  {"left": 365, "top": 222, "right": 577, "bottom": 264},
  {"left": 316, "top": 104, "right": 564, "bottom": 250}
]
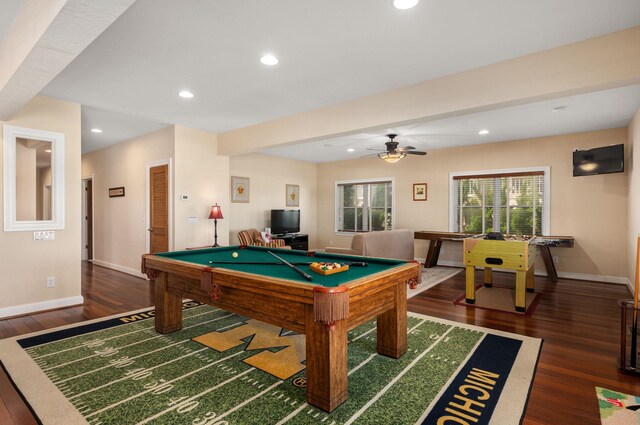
[{"left": 155, "top": 245, "right": 406, "bottom": 287}]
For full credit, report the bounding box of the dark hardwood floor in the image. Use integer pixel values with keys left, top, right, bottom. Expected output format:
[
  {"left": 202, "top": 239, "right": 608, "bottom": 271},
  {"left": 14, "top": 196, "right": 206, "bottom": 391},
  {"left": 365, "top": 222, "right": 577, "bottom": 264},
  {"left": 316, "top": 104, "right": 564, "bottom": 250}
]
[{"left": 1, "top": 261, "right": 639, "bottom": 424}]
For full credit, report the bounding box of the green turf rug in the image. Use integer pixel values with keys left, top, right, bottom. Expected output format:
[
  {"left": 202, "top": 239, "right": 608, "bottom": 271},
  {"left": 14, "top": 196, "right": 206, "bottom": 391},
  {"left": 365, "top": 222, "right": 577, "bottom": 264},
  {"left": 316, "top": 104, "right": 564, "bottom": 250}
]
[
  {"left": 0, "top": 302, "right": 541, "bottom": 424},
  {"left": 597, "top": 387, "right": 640, "bottom": 424}
]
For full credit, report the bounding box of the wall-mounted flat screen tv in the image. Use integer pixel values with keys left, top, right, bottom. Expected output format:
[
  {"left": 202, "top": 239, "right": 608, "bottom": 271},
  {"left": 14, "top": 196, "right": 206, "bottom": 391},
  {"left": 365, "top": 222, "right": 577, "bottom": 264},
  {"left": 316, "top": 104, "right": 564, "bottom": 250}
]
[
  {"left": 572, "top": 144, "right": 624, "bottom": 177},
  {"left": 271, "top": 209, "right": 300, "bottom": 235}
]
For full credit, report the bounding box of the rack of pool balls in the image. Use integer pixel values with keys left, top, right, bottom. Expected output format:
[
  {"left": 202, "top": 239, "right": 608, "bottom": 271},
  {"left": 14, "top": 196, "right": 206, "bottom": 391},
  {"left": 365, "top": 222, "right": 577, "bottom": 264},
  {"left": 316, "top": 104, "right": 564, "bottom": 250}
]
[{"left": 309, "top": 261, "right": 349, "bottom": 275}]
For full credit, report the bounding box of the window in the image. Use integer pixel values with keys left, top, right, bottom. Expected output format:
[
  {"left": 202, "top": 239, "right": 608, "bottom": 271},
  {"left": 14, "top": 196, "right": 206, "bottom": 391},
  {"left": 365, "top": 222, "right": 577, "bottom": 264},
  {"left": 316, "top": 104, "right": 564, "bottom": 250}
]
[
  {"left": 335, "top": 178, "right": 394, "bottom": 233},
  {"left": 449, "top": 167, "right": 550, "bottom": 235}
]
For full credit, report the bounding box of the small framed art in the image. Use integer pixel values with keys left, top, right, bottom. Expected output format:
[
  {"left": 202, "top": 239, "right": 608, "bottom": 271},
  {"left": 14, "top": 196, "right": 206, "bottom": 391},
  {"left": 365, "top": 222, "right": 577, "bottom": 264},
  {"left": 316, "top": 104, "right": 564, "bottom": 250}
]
[
  {"left": 286, "top": 184, "right": 300, "bottom": 207},
  {"left": 413, "top": 183, "right": 427, "bottom": 201},
  {"left": 109, "top": 186, "right": 125, "bottom": 198},
  {"left": 231, "top": 176, "right": 250, "bottom": 203}
]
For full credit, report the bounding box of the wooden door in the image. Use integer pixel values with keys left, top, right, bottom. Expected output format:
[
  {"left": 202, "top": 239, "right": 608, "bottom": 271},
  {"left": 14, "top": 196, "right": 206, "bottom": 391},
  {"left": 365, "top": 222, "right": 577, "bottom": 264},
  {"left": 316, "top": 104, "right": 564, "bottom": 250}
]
[{"left": 149, "top": 165, "right": 169, "bottom": 253}]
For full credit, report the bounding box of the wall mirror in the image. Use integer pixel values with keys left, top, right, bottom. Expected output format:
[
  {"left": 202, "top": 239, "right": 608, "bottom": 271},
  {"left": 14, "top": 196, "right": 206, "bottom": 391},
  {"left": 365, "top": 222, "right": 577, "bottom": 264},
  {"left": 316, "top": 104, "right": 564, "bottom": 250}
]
[{"left": 3, "top": 125, "right": 65, "bottom": 231}]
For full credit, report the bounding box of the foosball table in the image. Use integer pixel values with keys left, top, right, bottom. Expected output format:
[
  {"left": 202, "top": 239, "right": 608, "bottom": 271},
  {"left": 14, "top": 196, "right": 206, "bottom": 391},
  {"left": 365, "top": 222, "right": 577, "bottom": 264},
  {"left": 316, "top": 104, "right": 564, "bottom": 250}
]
[{"left": 463, "top": 235, "right": 546, "bottom": 312}]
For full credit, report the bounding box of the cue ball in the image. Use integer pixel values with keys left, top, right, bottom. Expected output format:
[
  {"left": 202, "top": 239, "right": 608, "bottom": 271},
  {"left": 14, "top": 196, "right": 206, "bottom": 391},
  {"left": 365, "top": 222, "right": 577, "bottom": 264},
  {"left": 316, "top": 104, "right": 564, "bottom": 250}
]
[{"left": 232, "top": 252, "right": 238, "bottom": 258}]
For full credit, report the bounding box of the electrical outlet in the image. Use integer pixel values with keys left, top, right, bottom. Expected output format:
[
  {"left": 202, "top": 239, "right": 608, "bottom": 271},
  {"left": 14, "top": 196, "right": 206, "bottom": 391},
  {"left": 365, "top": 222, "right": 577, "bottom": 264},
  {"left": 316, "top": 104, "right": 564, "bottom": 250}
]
[
  {"left": 553, "top": 256, "right": 559, "bottom": 264},
  {"left": 46, "top": 277, "right": 55, "bottom": 288}
]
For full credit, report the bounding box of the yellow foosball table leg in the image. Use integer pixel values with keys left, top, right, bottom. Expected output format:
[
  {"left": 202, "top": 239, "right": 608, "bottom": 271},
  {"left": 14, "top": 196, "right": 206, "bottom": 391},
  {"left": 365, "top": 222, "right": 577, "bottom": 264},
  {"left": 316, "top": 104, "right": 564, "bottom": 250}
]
[
  {"left": 484, "top": 267, "right": 493, "bottom": 287},
  {"left": 465, "top": 265, "right": 476, "bottom": 304},
  {"left": 515, "top": 270, "right": 526, "bottom": 312},
  {"left": 526, "top": 265, "right": 535, "bottom": 293}
]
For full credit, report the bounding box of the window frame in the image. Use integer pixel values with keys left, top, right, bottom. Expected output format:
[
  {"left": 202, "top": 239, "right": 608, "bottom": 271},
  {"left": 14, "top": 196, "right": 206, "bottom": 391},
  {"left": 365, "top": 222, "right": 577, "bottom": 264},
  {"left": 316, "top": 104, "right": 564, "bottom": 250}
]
[
  {"left": 448, "top": 166, "right": 551, "bottom": 235},
  {"left": 334, "top": 177, "right": 395, "bottom": 235}
]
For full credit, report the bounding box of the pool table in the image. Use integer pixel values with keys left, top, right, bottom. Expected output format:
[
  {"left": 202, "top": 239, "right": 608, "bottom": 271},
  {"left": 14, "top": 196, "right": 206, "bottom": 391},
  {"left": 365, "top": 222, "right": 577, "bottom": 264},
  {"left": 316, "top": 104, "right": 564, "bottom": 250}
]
[{"left": 141, "top": 245, "right": 420, "bottom": 412}]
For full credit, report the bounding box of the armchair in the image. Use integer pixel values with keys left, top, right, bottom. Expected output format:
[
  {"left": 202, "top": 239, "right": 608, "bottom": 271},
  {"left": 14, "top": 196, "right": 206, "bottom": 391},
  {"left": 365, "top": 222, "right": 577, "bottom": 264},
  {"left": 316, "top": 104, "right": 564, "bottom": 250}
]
[{"left": 237, "top": 228, "right": 289, "bottom": 249}]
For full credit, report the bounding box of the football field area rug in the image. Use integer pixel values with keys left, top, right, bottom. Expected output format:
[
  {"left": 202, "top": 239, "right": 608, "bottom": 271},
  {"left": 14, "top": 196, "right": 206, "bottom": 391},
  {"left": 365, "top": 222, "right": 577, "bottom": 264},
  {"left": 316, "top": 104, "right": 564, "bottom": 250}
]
[{"left": 0, "top": 302, "right": 541, "bottom": 425}]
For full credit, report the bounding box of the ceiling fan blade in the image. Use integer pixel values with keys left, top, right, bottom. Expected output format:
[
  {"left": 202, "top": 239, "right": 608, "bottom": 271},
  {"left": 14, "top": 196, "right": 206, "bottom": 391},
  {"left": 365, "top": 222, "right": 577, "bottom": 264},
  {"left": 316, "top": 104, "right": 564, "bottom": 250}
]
[
  {"left": 397, "top": 146, "right": 416, "bottom": 152},
  {"left": 406, "top": 151, "right": 427, "bottom": 155},
  {"left": 365, "top": 148, "right": 386, "bottom": 152}
]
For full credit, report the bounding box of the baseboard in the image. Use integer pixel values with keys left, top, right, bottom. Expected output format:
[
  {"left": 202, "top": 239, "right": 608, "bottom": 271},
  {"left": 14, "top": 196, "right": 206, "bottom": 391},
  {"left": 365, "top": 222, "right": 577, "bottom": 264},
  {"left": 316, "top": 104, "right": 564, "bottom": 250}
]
[
  {"left": 432, "top": 259, "right": 630, "bottom": 286},
  {"left": 0, "top": 295, "right": 84, "bottom": 319},
  {"left": 91, "top": 259, "right": 147, "bottom": 280}
]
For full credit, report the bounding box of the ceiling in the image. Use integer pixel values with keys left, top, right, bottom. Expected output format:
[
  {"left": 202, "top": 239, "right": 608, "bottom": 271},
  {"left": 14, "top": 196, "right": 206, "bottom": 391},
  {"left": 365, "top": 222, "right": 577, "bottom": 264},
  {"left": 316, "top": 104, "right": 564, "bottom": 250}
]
[{"left": 4, "top": 0, "right": 640, "bottom": 158}]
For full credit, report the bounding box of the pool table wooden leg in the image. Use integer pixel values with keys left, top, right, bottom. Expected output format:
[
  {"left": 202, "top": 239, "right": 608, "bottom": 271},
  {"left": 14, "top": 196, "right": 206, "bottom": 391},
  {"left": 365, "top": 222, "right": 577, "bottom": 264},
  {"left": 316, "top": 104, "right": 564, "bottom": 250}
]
[
  {"left": 154, "top": 272, "right": 183, "bottom": 333},
  {"left": 377, "top": 282, "right": 407, "bottom": 358},
  {"left": 304, "top": 305, "right": 348, "bottom": 413},
  {"left": 465, "top": 265, "right": 476, "bottom": 304}
]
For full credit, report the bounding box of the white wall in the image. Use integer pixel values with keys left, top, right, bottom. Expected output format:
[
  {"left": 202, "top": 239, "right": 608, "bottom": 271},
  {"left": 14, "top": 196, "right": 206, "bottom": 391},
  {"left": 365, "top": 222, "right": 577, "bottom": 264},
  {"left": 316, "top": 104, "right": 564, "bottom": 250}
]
[
  {"left": 229, "top": 153, "right": 318, "bottom": 248},
  {"left": 0, "top": 96, "right": 82, "bottom": 317},
  {"left": 628, "top": 108, "right": 640, "bottom": 292},
  {"left": 82, "top": 126, "right": 175, "bottom": 276},
  {"left": 174, "top": 125, "right": 230, "bottom": 250}
]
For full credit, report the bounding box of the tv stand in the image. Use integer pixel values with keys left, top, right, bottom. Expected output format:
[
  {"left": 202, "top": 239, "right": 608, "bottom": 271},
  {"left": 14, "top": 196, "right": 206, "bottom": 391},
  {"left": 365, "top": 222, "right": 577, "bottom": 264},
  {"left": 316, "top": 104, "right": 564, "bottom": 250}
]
[{"left": 276, "top": 233, "right": 308, "bottom": 250}]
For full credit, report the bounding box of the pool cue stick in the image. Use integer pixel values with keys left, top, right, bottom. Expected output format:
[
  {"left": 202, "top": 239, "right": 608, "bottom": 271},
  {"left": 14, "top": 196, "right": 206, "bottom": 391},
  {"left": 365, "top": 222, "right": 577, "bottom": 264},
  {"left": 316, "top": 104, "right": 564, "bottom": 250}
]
[
  {"left": 631, "top": 235, "right": 640, "bottom": 368},
  {"left": 208, "top": 260, "right": 367, "bottom": 267},
  {"left": 267, "top": 251, "right": 313, "bottom": 281}
]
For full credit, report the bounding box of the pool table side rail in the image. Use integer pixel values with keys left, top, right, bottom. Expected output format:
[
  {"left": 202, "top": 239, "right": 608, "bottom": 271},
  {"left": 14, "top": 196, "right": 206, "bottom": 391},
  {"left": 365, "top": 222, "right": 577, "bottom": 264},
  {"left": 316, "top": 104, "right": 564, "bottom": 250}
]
[{"left": 142, "top": 253, "right": 418, "bottom": 334}]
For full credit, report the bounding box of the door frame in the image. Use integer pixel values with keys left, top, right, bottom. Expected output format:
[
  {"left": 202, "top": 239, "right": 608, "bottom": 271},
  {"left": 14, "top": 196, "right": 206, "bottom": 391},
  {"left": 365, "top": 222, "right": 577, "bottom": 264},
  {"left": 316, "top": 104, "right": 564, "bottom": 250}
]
[
  {"left": 81, "top": 174, "right": 94, "bottom": 261},
  {"left": 146, "top": 159, "right": 173, "bottom": 253}
]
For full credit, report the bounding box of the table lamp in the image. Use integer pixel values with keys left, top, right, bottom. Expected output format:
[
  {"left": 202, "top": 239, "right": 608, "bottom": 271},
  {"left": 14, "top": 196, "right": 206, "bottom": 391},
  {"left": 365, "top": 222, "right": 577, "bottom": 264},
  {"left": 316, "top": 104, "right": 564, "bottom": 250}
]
[{"left": 208, "top": 204, "right": 223, "bottom": 247}]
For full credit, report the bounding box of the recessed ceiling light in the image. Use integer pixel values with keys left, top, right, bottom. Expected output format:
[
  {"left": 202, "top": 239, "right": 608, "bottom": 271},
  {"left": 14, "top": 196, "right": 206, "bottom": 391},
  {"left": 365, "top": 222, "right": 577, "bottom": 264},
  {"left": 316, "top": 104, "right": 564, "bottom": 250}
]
[
  {"left": 260, "top": 54, "right": 279, "bottom": 66},
  {"left": 178, "top": 90, "right": 194, "bottom": 99},
  {"left": 347, "top": 148, "right": 355, "bottom": 152},
  {"left": 91, "top": 128, "right": 103, "bottom": 133},
  {"left": 478, "top": 129, "right": 490, "bottom": 135},
  {"left": 393, "top": 0, "right": 419, "bottom": 9},
  {"left": 552, "top": 105, "right": 566, "bottom": 112},
  {"left": 45, "top": 149, "right": 51, "bottom": 153}
]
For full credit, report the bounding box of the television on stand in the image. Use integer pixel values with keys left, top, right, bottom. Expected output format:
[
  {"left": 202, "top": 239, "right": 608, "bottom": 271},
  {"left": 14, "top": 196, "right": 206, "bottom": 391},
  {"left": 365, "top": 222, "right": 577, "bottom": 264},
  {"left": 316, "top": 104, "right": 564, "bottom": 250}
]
[{"left": 271, "top": 209, "right": 300, "bottom": 235}]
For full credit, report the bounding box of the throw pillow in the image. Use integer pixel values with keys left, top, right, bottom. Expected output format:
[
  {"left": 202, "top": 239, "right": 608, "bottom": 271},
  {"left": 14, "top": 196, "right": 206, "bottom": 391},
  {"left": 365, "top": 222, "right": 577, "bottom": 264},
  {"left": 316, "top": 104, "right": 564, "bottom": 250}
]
[{"left": 260, "top": 232, "right": 272, "bottom": 243}]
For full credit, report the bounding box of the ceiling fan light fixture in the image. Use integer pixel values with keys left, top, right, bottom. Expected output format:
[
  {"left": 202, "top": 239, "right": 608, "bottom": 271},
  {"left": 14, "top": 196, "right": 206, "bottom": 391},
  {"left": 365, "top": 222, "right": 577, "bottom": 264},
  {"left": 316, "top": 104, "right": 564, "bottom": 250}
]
[{"left": 378, "top": 151, "right": 406, "bottom": 163}]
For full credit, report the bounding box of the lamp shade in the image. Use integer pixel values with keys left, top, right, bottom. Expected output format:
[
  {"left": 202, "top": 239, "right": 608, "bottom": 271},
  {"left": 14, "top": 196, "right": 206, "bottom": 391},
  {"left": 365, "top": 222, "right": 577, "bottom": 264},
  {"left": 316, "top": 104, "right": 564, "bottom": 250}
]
[{"left": 209, "top": 204, "right": 223, "bottom": 220}]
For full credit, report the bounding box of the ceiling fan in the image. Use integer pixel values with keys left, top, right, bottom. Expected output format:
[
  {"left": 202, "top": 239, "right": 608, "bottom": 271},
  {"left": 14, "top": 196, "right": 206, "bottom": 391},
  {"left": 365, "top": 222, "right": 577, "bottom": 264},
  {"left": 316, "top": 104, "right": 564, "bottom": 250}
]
[{"left": 368, "top": 134, "right": 427, "bottom": 163}]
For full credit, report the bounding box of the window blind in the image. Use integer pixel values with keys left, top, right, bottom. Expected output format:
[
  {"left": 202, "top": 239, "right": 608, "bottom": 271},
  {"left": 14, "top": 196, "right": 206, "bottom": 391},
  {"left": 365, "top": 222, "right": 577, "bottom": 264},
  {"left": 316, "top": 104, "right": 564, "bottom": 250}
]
[{"left": 452, "top": 171, "right": 545, "bottom": 235}]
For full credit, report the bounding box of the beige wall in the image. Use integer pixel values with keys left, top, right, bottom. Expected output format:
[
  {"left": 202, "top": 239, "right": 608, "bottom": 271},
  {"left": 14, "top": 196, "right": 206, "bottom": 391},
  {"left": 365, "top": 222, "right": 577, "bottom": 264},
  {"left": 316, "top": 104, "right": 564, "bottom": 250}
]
[
  {"left": 0, "top": 96, "right": 81, "bottom": 316},
  {"left": 174, "top": 125, "right": 230, "bottom": 250},
  {"left": 628, "top": 108, "right": 640, "bottom": 290},
  {"left": 318, "top": 128, "right": 628, "bottom": 281},
  {"left": 229, "top": 153, "right": 317, "bottom": 248},
  {"left": 82, "top": 126, "right": 175, "bottom": 275},
  {"left": 82, "top": 125, "right": 229, "bottom": 274}
]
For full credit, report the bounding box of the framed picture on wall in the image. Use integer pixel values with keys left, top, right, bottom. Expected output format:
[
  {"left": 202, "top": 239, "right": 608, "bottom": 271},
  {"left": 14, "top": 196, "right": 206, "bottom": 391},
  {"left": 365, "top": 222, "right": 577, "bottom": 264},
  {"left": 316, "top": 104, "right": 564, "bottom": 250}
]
[
  {"left": 231, "top": 176, "right": 250, "bottom": 203},
  {"left": 286, "top": 184, "right": 300, "bottom": 207},
  {"left": 109, "top": 186, "right": 125, "bottom": 197},
  {"left": 413, "top": 183, "right": 427, "bottom": 201}
]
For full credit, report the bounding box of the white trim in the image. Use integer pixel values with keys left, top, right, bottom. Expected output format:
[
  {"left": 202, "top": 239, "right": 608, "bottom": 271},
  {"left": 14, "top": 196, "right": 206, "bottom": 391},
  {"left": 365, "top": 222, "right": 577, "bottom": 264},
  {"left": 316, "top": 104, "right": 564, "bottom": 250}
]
[
  {"left": 3, "top": 125, "right": 65, "bottom": 231},
  {"left": 146, "top": 158, "right": 173, "bottom": 252},
  {"left": 448, "top": 166, "right": 551, "bottom": 235},
  {"left": 0, "top": 296, "right": 84, "bottom": 319},
  {"left": 91, "top": 259, "right": 147, "bottom": 280},
  {"left": 334, "top": 177, "right": 395, "bottom": 235}
]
